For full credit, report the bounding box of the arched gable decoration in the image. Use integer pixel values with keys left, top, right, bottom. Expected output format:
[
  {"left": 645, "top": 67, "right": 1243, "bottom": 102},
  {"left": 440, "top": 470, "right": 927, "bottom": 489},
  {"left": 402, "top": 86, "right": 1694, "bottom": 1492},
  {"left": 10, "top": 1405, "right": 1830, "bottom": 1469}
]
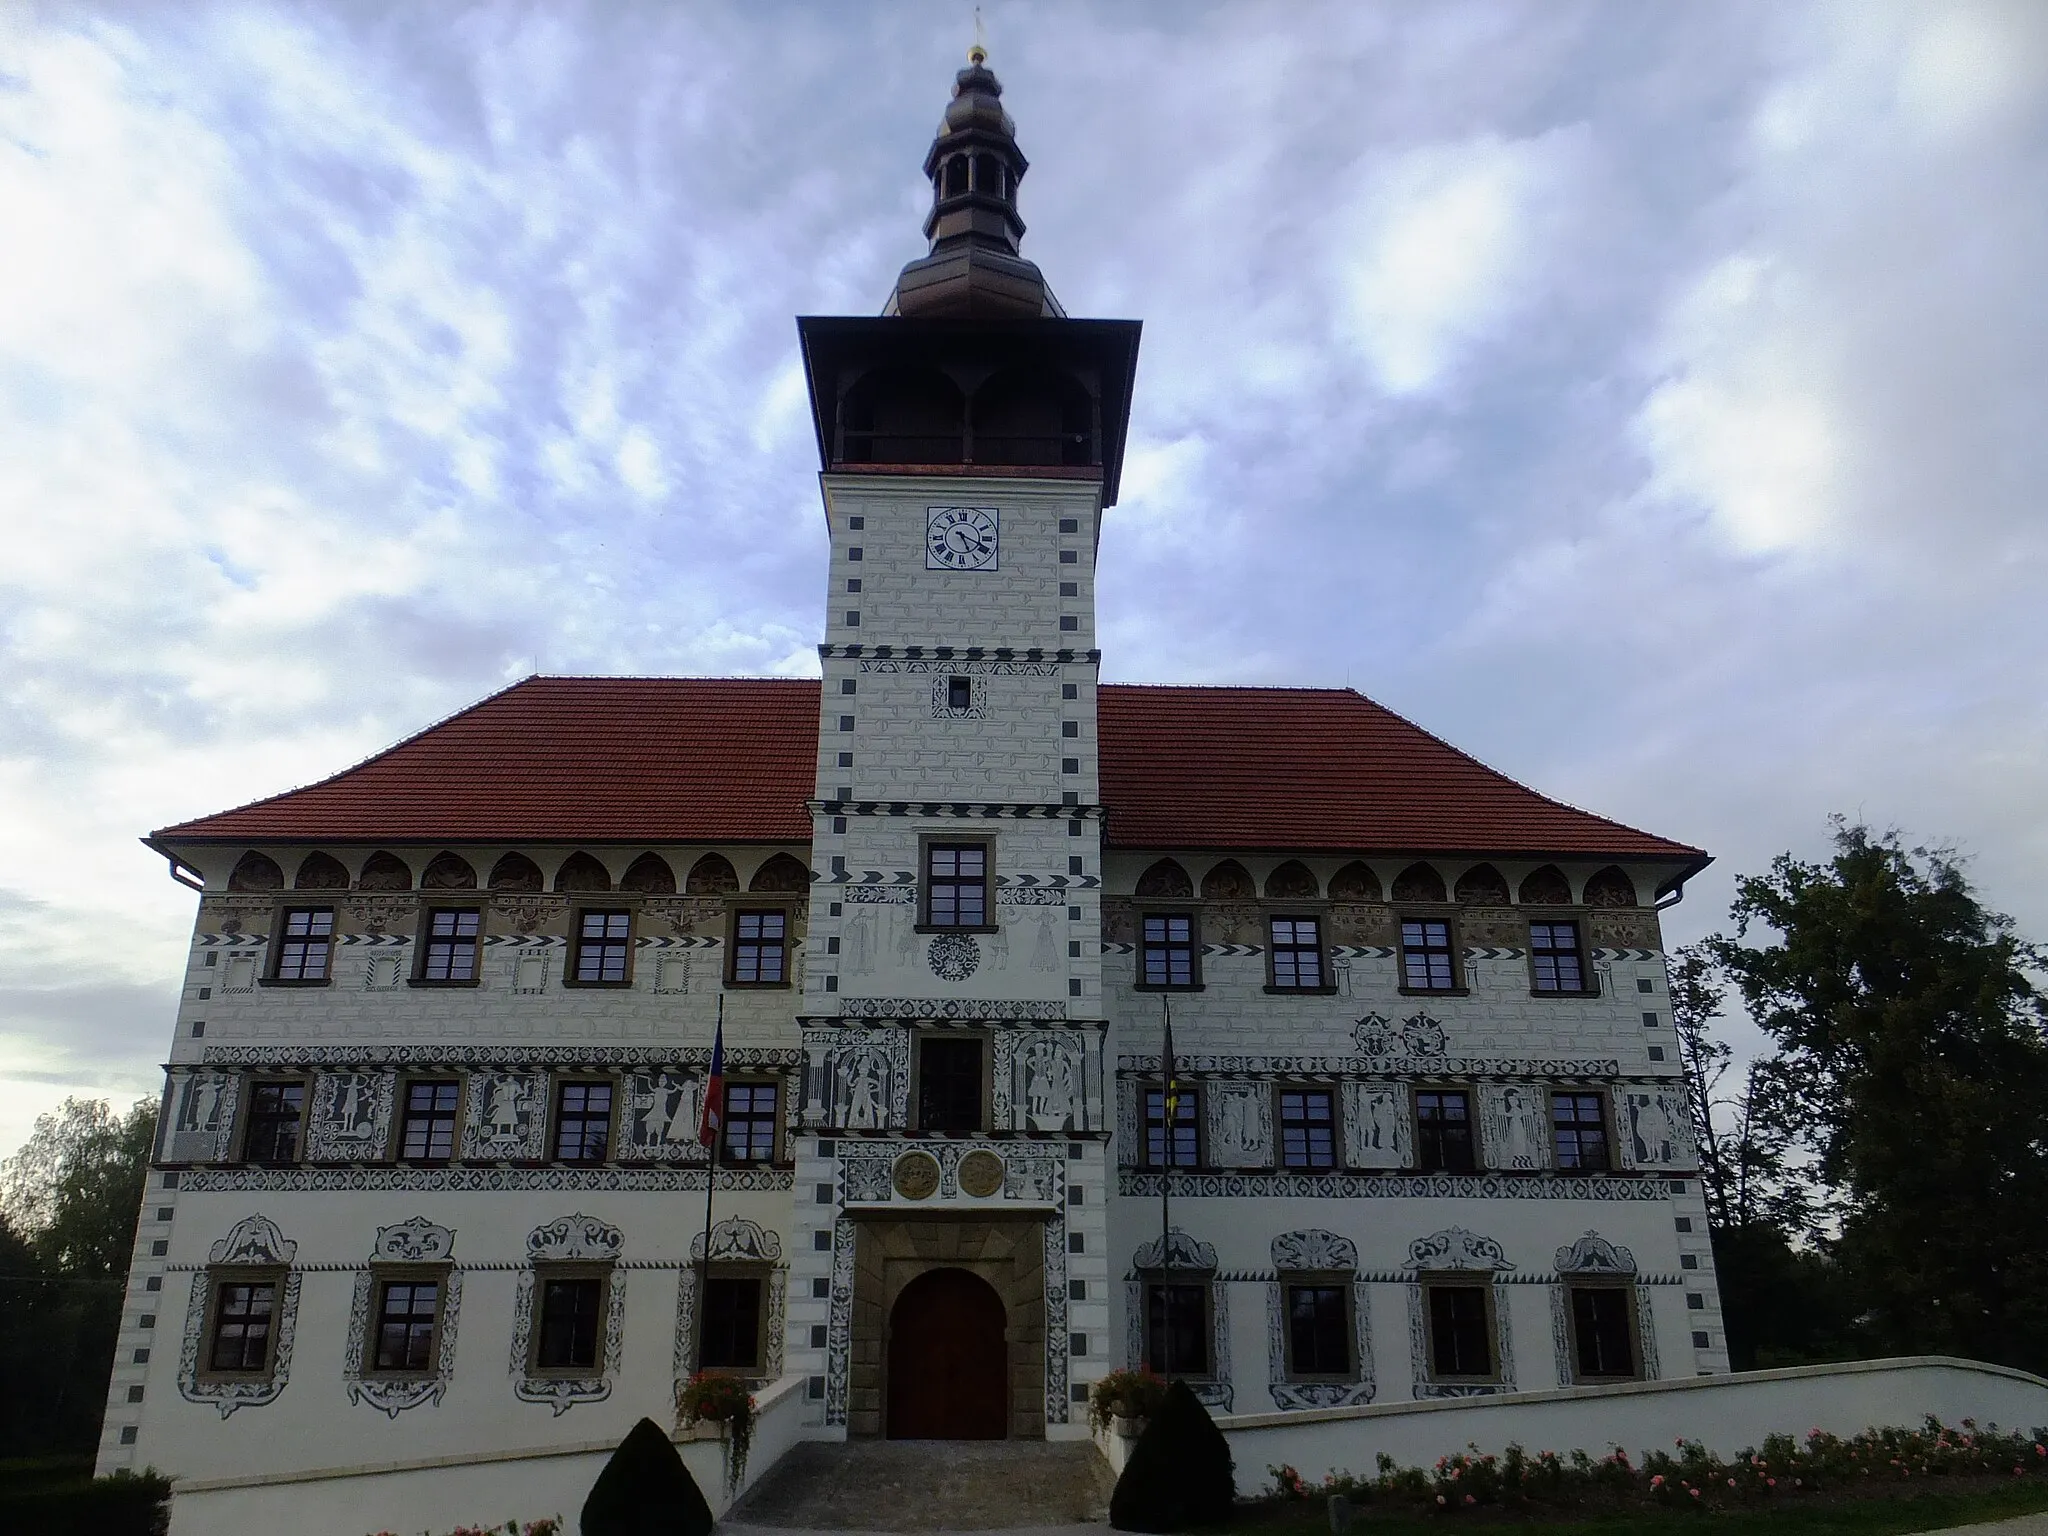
[
  {"left": 619, "top": 853, "right": 677, "bottom": 895},
  {"left": 294, "top": 852, "right": 349, "bottom": 890},
  {"left": 1264, "top": 860, "right": 1320, "bottom": 900},
  {"left": 749, "top": 853, "right": 810, "bottom": 893},
  {"left": 420, "top": 851, "right": 477, "bottom": 890},
  {"left": 1554, "top": 1231, "right": 1636, "bottom": 1274},
  {"left": 1134, "top": 1229, "right": 1216, "bottom": 1272},
  {"left": 227, "top": 851, "right": 283, "bottom": 892},
  {"left": 1454, "top": 864, "right": 1510, "bottom": 905},
  {"left": 488, "top": 853, "right": 543, "bottom": 893},
  {"left": 1199, "top": 860, "right": 1255, "bottom": 901},
  {"left": 1391, "top": 862, "right": 1446, "bottom": 903},
  {"left": 554, "top": 852, "right": 612, "bottom": 893},
  {"left": 1327, "top": 861, "right": 1381, "bottom": 902},
  {"left": 1583, "top": 866, "right": 1637, "bottom": 907},
  {"left": 684, "top": 853, "right": 739, "bottom": 895},
  {"left": 1518, "top": 865, "right": 1572, "bottom": 906},
  {"left": 1133, "top": 859, "right": 1193, "bottom": 899},
  {"left": 1408, "top": 1227, "right": 1515, "bottom": 1272},
  {"left": 357, "top": 851, "right": 412, "bottom": 891}
]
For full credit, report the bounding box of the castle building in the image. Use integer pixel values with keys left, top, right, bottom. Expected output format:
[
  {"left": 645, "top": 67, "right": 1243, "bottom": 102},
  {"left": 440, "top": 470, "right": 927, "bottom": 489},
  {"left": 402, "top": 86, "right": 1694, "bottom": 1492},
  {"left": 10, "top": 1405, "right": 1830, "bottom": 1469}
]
[{"left": 97, "top": 50, "right": 1723, "bottom": 1499}]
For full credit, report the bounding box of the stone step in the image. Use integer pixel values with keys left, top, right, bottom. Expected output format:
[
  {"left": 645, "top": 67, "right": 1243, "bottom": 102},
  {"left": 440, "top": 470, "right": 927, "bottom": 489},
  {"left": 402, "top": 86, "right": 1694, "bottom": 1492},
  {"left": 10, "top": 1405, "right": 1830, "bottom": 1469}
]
[{"left": 725, "top": 1438, "right": 1115, "bottom": 1532}]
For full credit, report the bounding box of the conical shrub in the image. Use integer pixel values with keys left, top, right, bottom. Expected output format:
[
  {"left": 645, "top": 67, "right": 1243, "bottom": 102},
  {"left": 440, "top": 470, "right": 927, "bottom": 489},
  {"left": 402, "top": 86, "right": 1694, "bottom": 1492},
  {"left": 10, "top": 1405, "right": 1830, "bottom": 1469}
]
[
  {"left": 1109, "top": 1378, "right": 1237, "bottom": 1531},
  {"left": 581, "top": 1417, "right": 715, "bottom": 1536}
]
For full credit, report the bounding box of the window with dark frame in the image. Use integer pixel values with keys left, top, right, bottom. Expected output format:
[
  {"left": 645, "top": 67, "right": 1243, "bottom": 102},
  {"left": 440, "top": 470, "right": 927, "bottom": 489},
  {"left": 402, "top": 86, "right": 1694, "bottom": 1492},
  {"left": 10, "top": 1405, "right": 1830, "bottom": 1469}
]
[
  {"left": 722, "top": 1083, "right": 779, "bottom": 1163},
  {"left": 699, "top": 1275, "right": 764, "bottom": 1370},
  {"left": 1143, "top": 1281, "right": 1210, "bottom": 1375},
  {"left": 273, "top": 908, "right": 334, "bottom": 981},
  {"left": 1415, "top": 1089, "right": 1476, "bottom": 1172},
  {"left": 925, "top": 844, "right": 988, "bottom": 928},
  {"left": 1140, "top": 914, "right": 1196, "bottom": 988},
  {"left": 1551, "top": 1092, "right": 1611, "bottom": 1171},
  {"left": 947, "top": 676, "right": 972, "bottom": 710},
  {"left": 1269, "top": 917, "right": 1325, "bottom": 989},
  {"left": 552, "top": 1081, "right": 614, "bottom": 1163},
  {"left": 1568, "top": 1286, "right": 1637, "bottom": 1379},
  {"left": 1143, "top": 1086, "right": 1199, "bottom": 1168},
  {"left": 1400, "top": 919, "right": 1457, "bottom": 991},
  {"left": 1285, "top": 1284, "right": 1352, "bottom": 1376},
  {"left": 535, "top": 1274, "right": 605, "bottom": 1371},
  {"left": 243, "top": 1081, "right": 305, "bottom": 1164},
  {"left": 917, "top": 1037, "right": 983, "bottom": 1132},
  {"left": 573, "top": 910, "right": 632, "bottom": 984},
  {"left": 398, "top": 1080, "right": 460, "bottom": 1161},
  {"left": 371, "top": 1278, "right": 441, "bottom": 1373},
  {"left": 419, "top": 908, "right": 481, "bottom": 982},
  {"left": 207, "top": 1279, "right": 277, "bottom": 1373},
  {"left": 1278, "top": 1089, "right": 1336, "bottom": 1170},
  {"left": 1530, "top": 921, "right": 1587, "bottom": 993},
  {"left": 1425, "top": 1283, "right": 1494, "bottom": 1378},
  {"left": 731, "top": 911, "right": 788, "bottom": 985}
]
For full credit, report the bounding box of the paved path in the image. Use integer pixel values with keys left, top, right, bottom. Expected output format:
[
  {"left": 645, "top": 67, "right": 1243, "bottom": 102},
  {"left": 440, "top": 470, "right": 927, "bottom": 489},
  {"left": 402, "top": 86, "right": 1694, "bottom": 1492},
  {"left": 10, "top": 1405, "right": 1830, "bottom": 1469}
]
[
  {"left": 725, "top": 1441, "right": 1113, "bottom": 1532},
  {"left": 1935, "top": 1517, "right": 2048, "bottom": 1534}
]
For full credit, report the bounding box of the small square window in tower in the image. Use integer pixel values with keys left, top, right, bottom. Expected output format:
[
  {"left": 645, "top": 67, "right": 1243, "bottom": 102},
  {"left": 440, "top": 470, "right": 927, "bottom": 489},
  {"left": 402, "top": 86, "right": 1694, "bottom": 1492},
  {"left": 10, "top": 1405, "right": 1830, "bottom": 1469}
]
[
  {"left": 948, "top": 676, "right": 972, "bottom": 710},
  {"left": 917, "top": 1036, "right": 983, "bottom": 1132}
]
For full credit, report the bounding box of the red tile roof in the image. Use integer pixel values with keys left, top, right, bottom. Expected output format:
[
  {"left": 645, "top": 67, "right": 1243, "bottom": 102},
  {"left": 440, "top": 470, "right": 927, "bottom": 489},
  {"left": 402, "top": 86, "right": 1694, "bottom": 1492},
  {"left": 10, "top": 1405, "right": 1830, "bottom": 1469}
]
[{"left": 153, "top": 676, "right": 1704, "bottom": 864}]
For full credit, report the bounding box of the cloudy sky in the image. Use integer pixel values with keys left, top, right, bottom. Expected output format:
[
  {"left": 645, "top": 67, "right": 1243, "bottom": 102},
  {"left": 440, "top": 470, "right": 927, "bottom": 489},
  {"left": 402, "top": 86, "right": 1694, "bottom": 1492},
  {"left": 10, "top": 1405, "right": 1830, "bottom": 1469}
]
[{"left": 4, "top": 0, "right": 2045, "bottom": 1153}]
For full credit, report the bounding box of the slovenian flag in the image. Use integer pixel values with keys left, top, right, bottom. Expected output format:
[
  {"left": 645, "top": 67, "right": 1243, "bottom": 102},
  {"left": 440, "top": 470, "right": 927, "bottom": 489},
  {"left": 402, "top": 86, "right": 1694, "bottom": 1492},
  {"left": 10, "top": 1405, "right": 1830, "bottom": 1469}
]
[{"left": 698, "top": 1009, "right": 725, "bottom": 1148}]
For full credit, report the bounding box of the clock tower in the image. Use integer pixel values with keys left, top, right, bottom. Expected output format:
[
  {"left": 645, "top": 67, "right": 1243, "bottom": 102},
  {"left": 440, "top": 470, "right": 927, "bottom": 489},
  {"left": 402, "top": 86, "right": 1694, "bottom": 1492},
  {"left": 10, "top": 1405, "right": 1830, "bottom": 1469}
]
[{"left": 790, "top": 48, "right": 1141, "bottom": 1438}]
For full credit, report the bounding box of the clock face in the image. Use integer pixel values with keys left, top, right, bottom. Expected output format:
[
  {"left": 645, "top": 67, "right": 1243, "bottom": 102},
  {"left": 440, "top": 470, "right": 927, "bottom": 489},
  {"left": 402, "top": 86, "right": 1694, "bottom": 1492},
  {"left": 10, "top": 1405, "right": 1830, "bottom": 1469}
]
[{"left": 926, "top": 506, "right": 1000, "bottom": 571}]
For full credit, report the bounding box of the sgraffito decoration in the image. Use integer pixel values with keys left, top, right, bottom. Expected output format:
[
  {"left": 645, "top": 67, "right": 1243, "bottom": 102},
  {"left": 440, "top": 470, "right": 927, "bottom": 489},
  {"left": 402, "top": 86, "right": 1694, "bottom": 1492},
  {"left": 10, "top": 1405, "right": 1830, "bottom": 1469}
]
[
  {"left": 1407, "top": 1227, "right": 1516, "bottom": 1400},
  {"left": 1267, "top": 1229, "right": 1375, "bottom": 1411},
  {"left": 1549, "top": 1230, "right": 1660, "bottom": 1386},
  {"left": 178, "top": 1215, "right": 301, "bottom": 1418},
  {"left": 344, "top": 1218, "right": 461, "bottom": 1417},
  {"left": 510, "top": 1214, "right": 626, "bottom": 1415},
  {"left": 673, "top": 1218, "right": 786, "bottom": 1384},
  {"left": 1125, "top": 1229, "right": 1231, "bottom": 1411}
]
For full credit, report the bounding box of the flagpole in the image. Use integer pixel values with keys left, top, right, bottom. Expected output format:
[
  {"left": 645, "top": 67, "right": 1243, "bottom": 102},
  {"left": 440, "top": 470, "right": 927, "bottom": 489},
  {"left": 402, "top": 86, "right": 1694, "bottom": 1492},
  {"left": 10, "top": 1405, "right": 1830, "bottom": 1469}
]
[
  {"left": 1159, "top": 992, "right": 1173, "bottom": 1381},
  {"left": 696, "top": 994, "right": 724, "bottom": 1368}
]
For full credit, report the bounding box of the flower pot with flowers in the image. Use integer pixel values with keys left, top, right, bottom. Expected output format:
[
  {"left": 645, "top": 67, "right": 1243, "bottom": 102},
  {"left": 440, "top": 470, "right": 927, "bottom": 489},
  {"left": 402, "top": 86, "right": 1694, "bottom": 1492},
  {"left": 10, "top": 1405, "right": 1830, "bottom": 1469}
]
[
  {"left": 1088, "top": 1367, "right": 1168, "bottom": 1438},
  {"left": 675, "top": 1371, "right": 756, "bottom": 1492}
]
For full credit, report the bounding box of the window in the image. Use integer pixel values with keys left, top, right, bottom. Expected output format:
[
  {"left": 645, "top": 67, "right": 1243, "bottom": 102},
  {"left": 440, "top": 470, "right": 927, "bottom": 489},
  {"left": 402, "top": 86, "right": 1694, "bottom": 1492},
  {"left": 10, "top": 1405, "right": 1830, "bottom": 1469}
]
[
  {"left": 1143, "top": 1282, "right": 1209, "bottom": 1375},
  {"left": 1278, "top": 1089, "right": 1336, "bottom": 1170},
  {"left": 699, "top": 1275, "right": 764, "bottom": 1371},
  {"left": 1568, "top": 1286, "right": 1637, "bottom": 1379},
  {"left": 917, "top": 1037, "right": 983, "bottom": 1132},
  {"left": 924, "top": 844, "right": 989, "bottom": 928},
  {"left": 1425, "top": 1283, "right": 1495, "bottom": 1378},
  {"left": 948, "top": 676, "right": 972, "bottom": 710},
  {"left": 1269, "top": 917, "right": 1325, "bottom": 989},
  {"left": 1400, "top": 919, "right": 1457, "bottom": 991},
  {"left": 398, "top": 1080, "right": 460, "bottom": 1161},
  {"left": 1415, "top": 1089, "right": 1476, "bottom": 1172},
  {"left": 206, "top": 1279, "right": 277, "bottom": 1373},
  {"left": 271, "top": 908, "right": 334, "bottom": 982},
  {"left": 1552, "top": 1093, "right": 1610, "bottom": 1171},
  {"left": 1530, "top": 921, "right": 1587, "bottom": 993},
  {"left": 723, "top": 1083, "right": 779, "bottom": 1163},
  {"left": 1139, "top": 914, "right": 1196, "bottom": 988},
  {"left": 573, "top": 910, "right": 632, "bottom": 984},
  {"left": 534, "top": 1274, "right": 606, "bottom": 1371},
  {"left": 417, "top": 908, "right": 481, "bottom": 983},
  {"left": 371, "top": 1278, "right": 441, "bottom": 1373},
  {"left": 1285, "top": 1284, "right": 1352, "bottom": 1377},
  {"left": 553, "top": 1081, "right": 613, "bottom": 1163},
  {"left": 1143, "top": 1086, "right": 1199, "bottom": 1168},
  {"left": 730, "top": 911, "right": 788, "bottom": 985},
  {"left": 243, "top": 1081, "right": 305, "bottom": 1165}
]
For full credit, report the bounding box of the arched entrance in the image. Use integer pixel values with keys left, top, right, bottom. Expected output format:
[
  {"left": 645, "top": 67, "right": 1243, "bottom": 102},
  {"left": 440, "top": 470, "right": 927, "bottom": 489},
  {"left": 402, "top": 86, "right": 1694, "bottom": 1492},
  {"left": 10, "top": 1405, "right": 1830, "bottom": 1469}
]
[{"left": 886, "top": 1267, "right": 1009, "bottom": 1439}]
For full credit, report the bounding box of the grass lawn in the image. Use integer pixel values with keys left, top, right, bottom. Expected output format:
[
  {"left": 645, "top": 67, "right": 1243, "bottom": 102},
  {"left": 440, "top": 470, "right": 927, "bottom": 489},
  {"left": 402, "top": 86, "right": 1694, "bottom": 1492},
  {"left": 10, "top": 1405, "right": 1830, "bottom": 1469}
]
[{"left": 1221, "top": 1479, "right": 2048, "bottom": 1535}]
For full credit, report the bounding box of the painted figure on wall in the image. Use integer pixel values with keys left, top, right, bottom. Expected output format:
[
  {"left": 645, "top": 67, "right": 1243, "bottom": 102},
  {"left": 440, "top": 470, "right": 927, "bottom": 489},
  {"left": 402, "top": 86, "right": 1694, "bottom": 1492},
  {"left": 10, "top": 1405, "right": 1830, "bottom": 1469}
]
[
  {"left": 1021, "top": 1035, "right": 1076, "bottom": 1132},
  {"left": 836, "top": 1046, "right": 888, "bottom": 1130}
]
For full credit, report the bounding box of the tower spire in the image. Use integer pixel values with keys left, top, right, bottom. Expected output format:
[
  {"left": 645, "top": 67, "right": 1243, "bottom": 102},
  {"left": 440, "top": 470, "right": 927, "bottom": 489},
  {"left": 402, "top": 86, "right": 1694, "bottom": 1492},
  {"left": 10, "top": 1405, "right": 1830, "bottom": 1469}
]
[{"left": 886, "top": 49, "right": 1062, "bottom": 318}]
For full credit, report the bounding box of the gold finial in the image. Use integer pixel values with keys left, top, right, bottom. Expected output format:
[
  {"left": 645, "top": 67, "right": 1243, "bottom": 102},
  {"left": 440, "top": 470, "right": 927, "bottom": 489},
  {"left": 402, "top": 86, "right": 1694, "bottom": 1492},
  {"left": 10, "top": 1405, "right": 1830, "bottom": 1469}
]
[{"left": 968, "top": 5, "right": 987, "bottom": 65}]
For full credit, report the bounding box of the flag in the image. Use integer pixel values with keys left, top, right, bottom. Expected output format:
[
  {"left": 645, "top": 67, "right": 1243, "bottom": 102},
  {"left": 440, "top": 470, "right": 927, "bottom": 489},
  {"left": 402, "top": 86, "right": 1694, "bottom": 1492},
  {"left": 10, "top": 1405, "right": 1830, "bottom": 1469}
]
[
  {"left": 1161, "top": 998, "right": 1178, "bottom": 1141},
  {"left": 698, "top": 1010, "right": 725, "bottom": 1148}
]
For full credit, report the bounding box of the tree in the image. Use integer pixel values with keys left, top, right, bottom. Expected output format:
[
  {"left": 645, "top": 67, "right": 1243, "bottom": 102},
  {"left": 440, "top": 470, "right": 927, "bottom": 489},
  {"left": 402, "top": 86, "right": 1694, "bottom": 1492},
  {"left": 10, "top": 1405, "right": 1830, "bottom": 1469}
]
[
  {"left": 0, "top": 1096, "right": 158, "bottom": 1457},
  {"left": 1706, "top": 821, "right": 2048, "bottom": 1373}
]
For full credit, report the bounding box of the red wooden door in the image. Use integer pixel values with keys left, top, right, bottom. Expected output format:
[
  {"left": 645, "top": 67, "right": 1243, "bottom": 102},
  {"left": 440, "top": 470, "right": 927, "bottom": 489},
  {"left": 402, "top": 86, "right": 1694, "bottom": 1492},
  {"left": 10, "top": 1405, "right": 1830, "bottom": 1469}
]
[{"left": 886, "top": 1267, "right": 1009, "bottom": 1439}]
